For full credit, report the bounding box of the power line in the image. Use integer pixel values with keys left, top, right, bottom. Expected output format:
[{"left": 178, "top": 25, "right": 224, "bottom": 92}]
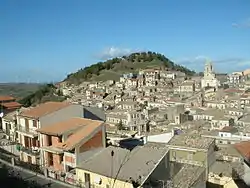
[{"left": 111, "top": 148, "right": 133, "bottom": 188}]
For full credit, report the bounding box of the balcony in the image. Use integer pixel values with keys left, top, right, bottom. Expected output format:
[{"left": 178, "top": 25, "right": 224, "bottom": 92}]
[
  {"left": 17, "top": 125, "right": 38, "bottom": 137},
  {"left": 20, "top": 146, "right": 40, "bottom": 156}
]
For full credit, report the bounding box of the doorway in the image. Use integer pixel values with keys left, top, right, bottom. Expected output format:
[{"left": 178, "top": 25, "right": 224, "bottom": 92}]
[
  {"left": 84, "top": 173, "right": 91, "bottom": 188},
  {"left": 27, "top": 156, "right": 32, "bottom": 163}
]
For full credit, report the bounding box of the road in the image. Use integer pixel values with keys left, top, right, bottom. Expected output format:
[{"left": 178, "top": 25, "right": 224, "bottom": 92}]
[{"left": 1, "top": 163, "right": 74, "bottom": 188}]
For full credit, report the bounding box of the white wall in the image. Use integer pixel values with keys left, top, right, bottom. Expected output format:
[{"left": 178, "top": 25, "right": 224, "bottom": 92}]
[
  {"left": 144, "top": 132, "right": 174, "bottom": 144},
  {"left": 19, "top": 117, "right": 40, "bottom": 132}
]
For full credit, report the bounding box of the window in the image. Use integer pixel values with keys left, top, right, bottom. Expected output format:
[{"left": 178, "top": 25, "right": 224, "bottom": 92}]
[
  {"left": 59, "top": 136, "right": 62, "bottom": 142},
  {"left": 172, "top": 151, "right": 176, "bottom": 158},
  {"left": 60, "top": 155, "right": 63, "bottom": 163},
  {"left": 33, "top": 120, "right": 37, "bottom": 127},
  {"left": 48, "top": 152, "right": 53, "bottom": 166},
  {"left": 25, "top": 118, "right": 29, "bottom": 127},
  {"left": 47, "top": 135, "right": 52, "bottom": 146}
]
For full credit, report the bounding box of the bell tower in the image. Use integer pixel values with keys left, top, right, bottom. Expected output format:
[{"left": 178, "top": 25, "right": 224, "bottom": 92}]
[{"left": 204, "top": 60, "right": 215, "bottom": 78}]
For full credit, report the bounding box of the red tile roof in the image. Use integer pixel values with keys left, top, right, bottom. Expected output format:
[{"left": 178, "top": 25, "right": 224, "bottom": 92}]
[
  {"left": 241, "top": 94, "right": 250, "bottom": 98},
  {"left": 220, "top": 126, "right": 237, "bottom": 133},
  {"left": 37, "top": 117, "right": 94, "bottom": 136},
  {"left": 0, "top": 96, "right": 15, "bottom": 101},
  {"left": 234, "top": 141, "right": 250, "bottom": 160},
  {"left": 224, "top": 88, "right": 242, "bottom": 93},
  {"left": 20, "top": 102, "right": 71, "bottom": 119},
  {"left": 56, "top": 120, "right": 104, "bottom": 150},
  {"left": 1, "top": 102, "right": 22, "bottom": 109}
]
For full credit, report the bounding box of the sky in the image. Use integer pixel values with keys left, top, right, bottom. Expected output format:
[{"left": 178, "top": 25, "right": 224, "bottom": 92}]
[{"left": 0, "top": 0, "right": 250, "bottom": 83}]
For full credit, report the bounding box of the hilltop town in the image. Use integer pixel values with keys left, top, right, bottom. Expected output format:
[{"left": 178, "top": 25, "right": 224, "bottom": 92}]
[{"left": 0, "top": 58, "right": 250, "bottom": 188}]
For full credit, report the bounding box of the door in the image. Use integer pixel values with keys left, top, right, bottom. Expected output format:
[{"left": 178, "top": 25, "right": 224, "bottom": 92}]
[
  {"left": 6, "top": 123, "right": 11, "bottom": 136},
  {"left": 25, "top": 118, "right": 29, "bottom": 131},
  {"left": 24, "top": 136, "right": 29, "bottom": 147},
  {"left": 27, "top": 156, "right": 32, "bottom": 163},
  {"left": 84, "top": 173, "right": 91, "bottom": 188}
]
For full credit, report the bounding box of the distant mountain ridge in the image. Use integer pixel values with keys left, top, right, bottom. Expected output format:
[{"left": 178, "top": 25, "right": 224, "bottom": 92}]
[{"left": 64, "top": 51, "right": 195, "bottom": 84}]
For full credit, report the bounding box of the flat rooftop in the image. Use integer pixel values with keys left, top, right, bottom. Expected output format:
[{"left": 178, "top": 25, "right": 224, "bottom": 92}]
[
  {"left": 216, "top": 145, "right": 241, "bottom": 159},
  {"left": 77, "top": 143, "right": 169, "bottom": 184},
  {"left": 209, "top": 161, "right": 243, "bottom": 178},
  {"left": 167, "top": 133, "right": 215, "bottom": 150}
]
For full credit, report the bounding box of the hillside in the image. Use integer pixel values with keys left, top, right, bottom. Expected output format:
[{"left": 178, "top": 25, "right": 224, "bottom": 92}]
[
  {"left": 0, "top": 83, "right": 41, "bottom": 99},
  {"left": 64, "top": 51, "right": 195, "bottom": 84},
  {"left": 19, "top": 84, "right": 66, "bottom": 107}
]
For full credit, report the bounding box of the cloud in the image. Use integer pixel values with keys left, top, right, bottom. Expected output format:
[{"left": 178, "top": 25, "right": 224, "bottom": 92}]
[
  {"left": 232, "top": 18, "right": 250, "bottom": 28},
  {"left": 97, "top": 47, "right": 140, "bottom": 60},
  {"left": 176, "top": 56, "right": 250, "bottom": 73}
]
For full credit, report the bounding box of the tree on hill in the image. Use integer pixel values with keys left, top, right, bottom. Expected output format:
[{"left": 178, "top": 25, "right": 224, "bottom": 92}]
[{"left": 64, "top": 51, "right": 195, "bottom": 84}]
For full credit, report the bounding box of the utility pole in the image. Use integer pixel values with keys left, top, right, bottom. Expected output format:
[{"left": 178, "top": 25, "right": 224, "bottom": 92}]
[{"left": 110, "top": 150, "right": 114, "bottom": 188}]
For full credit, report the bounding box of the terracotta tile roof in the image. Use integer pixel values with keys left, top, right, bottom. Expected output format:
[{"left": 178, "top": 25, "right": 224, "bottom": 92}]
[
  {"left": 20, "top": 102, "right": 71, "bottom": 119},
  {"left": 1, "top": 101, "right": 22, "bottom": 109},
  {"left": 37, "top": 117, "right": 94, "bottom": 136},
  {"left": 220, "top": 126, "right": 237, "bottom": 133},
  {"left": 57, "top": 120, "right": 104, "bottom": 151},
  {"left": 241, "top": 94, "right": 249, "bottom": 98},
  {"left": 224, "top": 88, "right": 242, "bottom": 93},
  {"left": 234, "top": 141, "right": 250, "bottom": 160},
  {"left": 0, "top": 96, "right": 15, "bottom": 101}
]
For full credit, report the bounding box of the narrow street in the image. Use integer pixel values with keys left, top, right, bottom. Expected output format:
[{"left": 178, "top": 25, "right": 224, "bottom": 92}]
[{"left": 0, "top": 162, "right": 75, "bottom": 188}]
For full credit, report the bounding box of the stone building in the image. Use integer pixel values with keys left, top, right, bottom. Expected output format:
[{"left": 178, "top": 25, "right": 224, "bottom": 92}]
[{"left": 201, "top": 61, "right": 220, "bottom": 89}]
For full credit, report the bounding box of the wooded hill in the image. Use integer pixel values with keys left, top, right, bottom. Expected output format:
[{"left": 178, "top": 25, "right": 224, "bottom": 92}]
[
  {"left": 64, "top": 51, "right": 195, "bottom": 84},
  {"left": 18, "top": 52, "right": 195, "bottom": 107}
]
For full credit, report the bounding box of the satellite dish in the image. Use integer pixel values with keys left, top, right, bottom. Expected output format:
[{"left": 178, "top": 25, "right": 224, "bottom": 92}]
[{"left": 0, "top": 112, "right": 4, "bottom": 118}]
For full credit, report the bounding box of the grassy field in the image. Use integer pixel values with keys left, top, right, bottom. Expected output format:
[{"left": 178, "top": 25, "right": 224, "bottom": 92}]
[{"left": 0, "top": 83, "right": 42, "bottom": 99}]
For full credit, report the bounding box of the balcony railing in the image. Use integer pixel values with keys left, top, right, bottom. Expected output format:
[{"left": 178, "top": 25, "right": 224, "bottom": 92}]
[
  {"left": 17, "top": 125, "right": 38, "bottom": 135},
  {"left": 20, "top": 146, "right": 40, "bottom": 156}
]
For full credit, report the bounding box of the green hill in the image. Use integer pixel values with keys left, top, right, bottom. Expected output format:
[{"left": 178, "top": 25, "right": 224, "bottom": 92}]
[{"left": 64, "top": 51, "right": 195, "bottom": 84}]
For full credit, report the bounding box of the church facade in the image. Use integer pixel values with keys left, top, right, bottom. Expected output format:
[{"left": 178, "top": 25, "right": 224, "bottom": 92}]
[{"left": 201, "top": 61, "right": 220, "bottom": 89}]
